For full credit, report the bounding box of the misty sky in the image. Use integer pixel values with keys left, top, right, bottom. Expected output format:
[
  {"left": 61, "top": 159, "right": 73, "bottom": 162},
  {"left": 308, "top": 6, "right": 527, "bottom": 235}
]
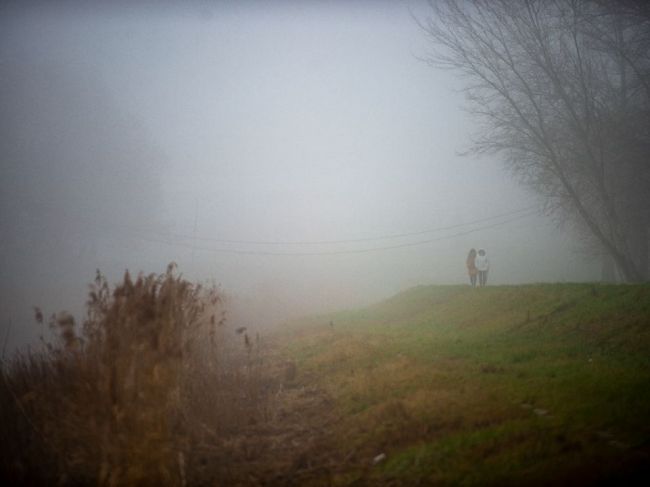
[{"left": 0, "top": 1, "right": 598, "bottom": 351}]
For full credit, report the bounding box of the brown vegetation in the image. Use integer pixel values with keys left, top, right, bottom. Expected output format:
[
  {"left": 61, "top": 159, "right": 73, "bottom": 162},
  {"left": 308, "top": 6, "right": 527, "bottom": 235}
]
[{"left": 0, "top": 264, "right": 304, "bottom": 485}]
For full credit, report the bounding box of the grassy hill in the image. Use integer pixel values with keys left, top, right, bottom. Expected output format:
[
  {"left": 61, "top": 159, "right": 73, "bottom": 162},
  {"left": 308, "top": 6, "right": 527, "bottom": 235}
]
[
  {"left": 275, "top": 283, "right": 650, "bottom": 486},
  {"left": 3, "top": 277, "right": 648, "bottom": 485}
]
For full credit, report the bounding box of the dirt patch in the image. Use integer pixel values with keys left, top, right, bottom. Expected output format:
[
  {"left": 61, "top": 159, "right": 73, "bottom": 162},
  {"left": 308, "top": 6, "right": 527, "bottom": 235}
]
[{"left": 190, "top": 362, "right": 345, "bottom": 486}]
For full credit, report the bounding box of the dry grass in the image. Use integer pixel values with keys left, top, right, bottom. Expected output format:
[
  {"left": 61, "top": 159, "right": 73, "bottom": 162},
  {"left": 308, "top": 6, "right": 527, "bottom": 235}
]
[{"left": 0, "top": 264, "right": 272, "bottom": 485}]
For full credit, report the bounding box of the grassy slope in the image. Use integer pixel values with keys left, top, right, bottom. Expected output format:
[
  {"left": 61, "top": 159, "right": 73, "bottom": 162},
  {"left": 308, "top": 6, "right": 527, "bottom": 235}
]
[{"left": 276, "top": 283, "right": 650, "bottom": 486}]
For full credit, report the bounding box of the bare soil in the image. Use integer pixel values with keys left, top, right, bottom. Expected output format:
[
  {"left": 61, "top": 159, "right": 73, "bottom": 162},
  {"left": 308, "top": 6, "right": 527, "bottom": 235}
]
[{"left": 189, "top": 359, "right": 348, "bottom": 486}]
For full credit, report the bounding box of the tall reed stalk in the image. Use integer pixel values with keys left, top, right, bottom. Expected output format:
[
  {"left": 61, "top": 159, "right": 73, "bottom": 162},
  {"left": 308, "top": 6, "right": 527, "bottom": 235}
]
[{"left": 0, "top": 264, "right": 268, "bottom": 485}]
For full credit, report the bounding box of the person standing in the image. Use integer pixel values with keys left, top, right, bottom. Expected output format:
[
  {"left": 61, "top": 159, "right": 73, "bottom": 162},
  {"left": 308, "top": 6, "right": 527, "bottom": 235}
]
[
  {"left": 475, "top": 248, "right": 489, "bottom": 287},
  {"left": 466, "top": 248, "right": 478, "bottom": 287}
]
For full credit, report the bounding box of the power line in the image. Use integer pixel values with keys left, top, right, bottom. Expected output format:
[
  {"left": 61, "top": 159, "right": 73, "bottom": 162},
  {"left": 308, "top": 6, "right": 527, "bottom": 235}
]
[
  {"left": 127, "top": 205, "right": 539, "bottom": 246},
  {"left": 129, "top": 210, "right": 537, "bottom": 257}
]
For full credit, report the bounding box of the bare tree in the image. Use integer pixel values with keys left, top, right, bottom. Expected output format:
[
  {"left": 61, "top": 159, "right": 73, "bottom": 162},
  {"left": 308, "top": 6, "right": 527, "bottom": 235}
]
[{"left": 420, "top": 0, "right": 650, "bottom": 281}]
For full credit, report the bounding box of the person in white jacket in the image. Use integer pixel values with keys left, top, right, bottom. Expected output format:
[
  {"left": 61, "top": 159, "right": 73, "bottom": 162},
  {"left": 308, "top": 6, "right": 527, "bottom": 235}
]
[{"left": 475, "top": 248, "right": 489, "bottom": 287}]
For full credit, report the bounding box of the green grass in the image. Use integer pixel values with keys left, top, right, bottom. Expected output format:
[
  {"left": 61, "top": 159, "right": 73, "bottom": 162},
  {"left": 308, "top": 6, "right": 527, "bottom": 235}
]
[{"left": 276, "top": 283, "right": 650, "bottom": 485}]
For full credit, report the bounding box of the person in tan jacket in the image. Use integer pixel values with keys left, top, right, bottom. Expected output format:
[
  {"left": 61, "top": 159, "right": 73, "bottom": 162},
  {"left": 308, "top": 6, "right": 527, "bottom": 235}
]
[{"left": 466, "top": 248, "right": 478, "bottom": 287}]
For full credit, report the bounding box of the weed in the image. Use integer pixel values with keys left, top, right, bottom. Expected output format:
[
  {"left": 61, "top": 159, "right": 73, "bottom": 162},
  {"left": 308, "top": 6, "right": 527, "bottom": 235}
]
[{"left": 0, "top": 264, "right": 270, "bottom": 485}]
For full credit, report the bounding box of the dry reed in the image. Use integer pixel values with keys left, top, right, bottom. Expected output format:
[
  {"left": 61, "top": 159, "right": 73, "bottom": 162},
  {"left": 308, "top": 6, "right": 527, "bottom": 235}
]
[{"left": 0, "top": 264, "right": 271, "bottom": 485}]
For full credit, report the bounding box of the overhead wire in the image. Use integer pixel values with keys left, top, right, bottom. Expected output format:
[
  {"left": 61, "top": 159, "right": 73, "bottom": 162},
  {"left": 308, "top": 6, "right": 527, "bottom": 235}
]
[
  {"left": 128, "top": 209, "right": 538, "bottom": 256},
  {"left": 124, "top": 205, "right": 540, "bottom": 246}
]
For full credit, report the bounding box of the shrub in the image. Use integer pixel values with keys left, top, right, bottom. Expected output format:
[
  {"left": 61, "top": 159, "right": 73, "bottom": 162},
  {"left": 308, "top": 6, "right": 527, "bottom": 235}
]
[{"left": 0, "top": 264, "right": 266, "bottom": 485}]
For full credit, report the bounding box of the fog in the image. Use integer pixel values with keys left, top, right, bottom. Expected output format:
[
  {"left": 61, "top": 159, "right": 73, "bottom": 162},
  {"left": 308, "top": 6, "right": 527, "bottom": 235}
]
[{"left": 0, "top": 1, "right": 598, "bottom": 352}]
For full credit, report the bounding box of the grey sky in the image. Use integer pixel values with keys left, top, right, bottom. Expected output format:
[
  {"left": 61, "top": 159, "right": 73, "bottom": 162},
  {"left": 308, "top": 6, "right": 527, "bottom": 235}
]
[{"left": 0, "top": 1, "right": 597, "bottom": 351}]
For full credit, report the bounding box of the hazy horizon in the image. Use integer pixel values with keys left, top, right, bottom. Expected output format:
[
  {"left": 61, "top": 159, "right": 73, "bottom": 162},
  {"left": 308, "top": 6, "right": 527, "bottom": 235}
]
[{"left": 1, "top": 1, "right": 599, "bottom": 352}]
